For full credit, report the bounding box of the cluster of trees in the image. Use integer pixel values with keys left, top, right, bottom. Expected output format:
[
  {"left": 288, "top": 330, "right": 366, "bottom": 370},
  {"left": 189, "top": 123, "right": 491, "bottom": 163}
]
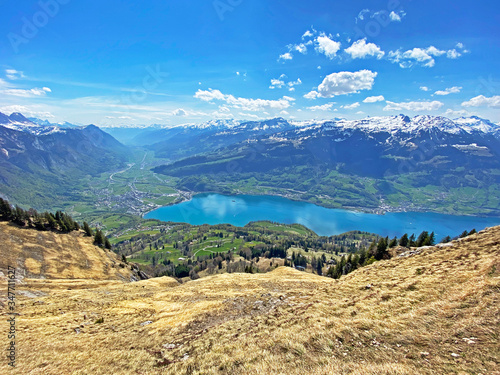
[
  {"left": 0, "top": 197, "right": 112, "bottom": 250},
  {"left": 0, "top": 198, "right": 80, "bottom": 233}
]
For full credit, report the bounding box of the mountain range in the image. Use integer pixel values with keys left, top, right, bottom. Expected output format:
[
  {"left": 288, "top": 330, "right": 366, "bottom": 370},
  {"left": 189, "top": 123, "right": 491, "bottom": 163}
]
[
  {"left": 0, "top": 112, "right": 128, "bottom": 208},
  {"left": 1, "top": 111, "right": 500, "bottom": 215}
]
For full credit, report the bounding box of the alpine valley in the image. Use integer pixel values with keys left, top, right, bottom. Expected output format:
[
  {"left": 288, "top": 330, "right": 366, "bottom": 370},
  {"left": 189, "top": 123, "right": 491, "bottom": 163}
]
[{"left": 2, "top": 112, "right": 500, "bottom": 220}]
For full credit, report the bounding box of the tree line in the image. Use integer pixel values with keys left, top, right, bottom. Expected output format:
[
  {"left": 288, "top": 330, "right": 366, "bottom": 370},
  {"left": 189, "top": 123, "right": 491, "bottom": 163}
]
[{"left": 0, "top": 198, "right": 111, "bottom": 250}]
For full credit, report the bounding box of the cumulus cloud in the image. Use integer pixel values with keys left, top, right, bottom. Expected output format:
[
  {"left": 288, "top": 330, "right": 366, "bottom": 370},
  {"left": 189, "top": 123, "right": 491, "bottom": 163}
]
[
  {"left": 194, "top": 89, "right": 295, "bottom": 111},
  {"left": 345, "top": 39, "right": 384, "bottom": 59},
  {"left": 434, "top": 86, "right": 462, "bottom": 96},
  {"left": 315, "top": 35, "right": 341, "bottom": 59},
  {"left": 270, "top": 77, "right": 302, "bottom": 91},
  {"left": 363, "top": 95, "right": 385, "bottom": 103},
  {"left": 172, "top": 108, "right": 187, "bottom": 116},
  {"left": 270, "top": 79, "right": 285, "bottom": 89},
  {"left": 302, "top": 30, "right": 314, "bottom": 39},
  {"left": 461, "top": 95, "right": 500, "bottom": 108},
  {"left": 278, "top": 52, "right": 293, "bottom": 61},
  {"left": 305, "top": 70, "right": 377, "bottom": 99},
  {"left": 341, "top": 102, "right": 360, "bottom": 110},
  {"left": 389, "top": 45, "right": 464, "bottom": 68},
  {"left": 420, "top": 86, "right": 430, "bottom": 92},
  {"left": 383, "top": 100, "right": 444, "bottom": 112},
  {"left": 307, "top": 103, "right": 335, "bottom": 111}
]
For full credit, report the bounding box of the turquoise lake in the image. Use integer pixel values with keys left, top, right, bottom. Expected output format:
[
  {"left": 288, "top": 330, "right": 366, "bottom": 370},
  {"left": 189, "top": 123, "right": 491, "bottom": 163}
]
[{"left": 144, "top": 194, "right": 500, "bottom": 239}]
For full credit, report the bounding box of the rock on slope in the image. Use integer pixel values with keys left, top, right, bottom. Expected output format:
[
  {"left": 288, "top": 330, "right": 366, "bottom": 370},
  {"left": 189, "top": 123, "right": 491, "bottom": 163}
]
[
  {"left": 0, "top": 222, "right": 135, "bottom": 282},
  {"left": 1, "top": 225, "right": 499, "bottom": 374}
]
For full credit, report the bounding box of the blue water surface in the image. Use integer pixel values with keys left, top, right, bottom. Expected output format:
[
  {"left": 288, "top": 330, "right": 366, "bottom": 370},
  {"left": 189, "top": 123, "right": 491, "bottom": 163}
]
[{"left": 145, "top": 193, "right": 500, "bottom": 239}]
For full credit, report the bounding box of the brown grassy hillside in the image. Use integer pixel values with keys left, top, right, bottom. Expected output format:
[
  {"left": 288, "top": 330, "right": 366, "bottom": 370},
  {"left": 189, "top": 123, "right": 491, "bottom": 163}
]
[
  {"left": 0, "top": 222, "right": 133, "bottom": 281},
  {"left": 1, "top": 225, "right": 499, "bottom": 374}
]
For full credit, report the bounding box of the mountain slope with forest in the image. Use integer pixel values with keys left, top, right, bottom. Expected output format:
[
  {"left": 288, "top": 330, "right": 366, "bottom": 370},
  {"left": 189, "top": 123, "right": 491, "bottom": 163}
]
[
  {"left": 153, "top": 115, "right": 500, "bottom": 215},
  {"left": 0, "top": 112, "right": 129, "bottom": 209}
]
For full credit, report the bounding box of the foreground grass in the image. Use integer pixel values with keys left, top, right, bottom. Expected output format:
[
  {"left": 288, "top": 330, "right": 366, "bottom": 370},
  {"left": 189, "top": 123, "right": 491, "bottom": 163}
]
[{"left": 1, "top": 226, "right": 499, "bottom": 374}]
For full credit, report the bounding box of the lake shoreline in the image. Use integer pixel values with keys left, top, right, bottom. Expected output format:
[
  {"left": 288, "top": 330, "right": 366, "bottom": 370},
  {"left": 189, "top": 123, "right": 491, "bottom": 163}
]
[
  {"left": 142, "top": 189, "right": 500, "bottom": 220},
  {"left": 144, "top": 193, "right": 500, "bottom": 238}
]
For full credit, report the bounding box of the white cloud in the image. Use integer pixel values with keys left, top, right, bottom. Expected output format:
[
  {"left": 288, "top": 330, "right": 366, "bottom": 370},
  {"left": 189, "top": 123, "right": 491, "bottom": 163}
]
[
  {"left": 420, "top": 86, "right": 430, "bottom": 92},
  {"left": 315, "top": 35, "right": 341, "bottom": 59},
  {"left": 363, "top": 95, "right": 385, "bottom": 103},
  {"left": 288, "top": 78, "right": 302, "bottom": 90},
  {"left": 389, "top": 11, "right": 401, "bottom": 22},
  {"left": 304, "top": 91, "right": 319, "bottom": 100},
  {"left": 341, "top": 102, "right": 360, "bottom": 110},
  {"left": 238, "top": 112, "right": 261, "bottom": 120},
  {"left": 5, "top": 69, "right": 25, "bottom": 80},
  {"left": 172, "top": 108, "right": 187, "bottom": 116},
  {"left": 307, "top": 103, "right": 335, "bottom": 111},
  {"left": 456, "top": 42, "right": 464, "bottom": 49},
  {"left": 280, "top": 110, "right": 289, "bottom": 115},
  {"left": 2, "top": 87, "right": 51, "bottom": 98},
  {"left": 389, "top": 45, "right": 462, "bottom": 68},
  {"left": 302, "top": 30, "right": 314, "bottom": 39},
  {"left": 345, "top": 39, "right": 385, "bottom": 59},
  {"left": 0, "top": 105, "right": 54, "bottom": 118},
  {"left": 236, "top": 72, "right": 240, "bottom": 75},
  {"left": 384, "top": 100, "right": 444, "bottom": 112},
  {"left": 317, "top": 66, "right": 321, "bottom": 70},
  {"left": 444, "top": 108, "right": 470, "bottom": 117},
  {"left": 434, "top": 86, "right": 462, "bottom": 96},
  {"left": 194, "top": 89, "right": 295, "bottom": 111},
  {"left": 194, "top": 88, "right": 226, "bottom": 102},
  {"left": 218, "top": 105, "right": 231, "bottom": 112},
  {"left": 447, "top": 49, "right": 461, "bottom": 59},
  {"left": 270, "top": 79, "right": 285, "bottom": 89},
  {"left": 306, "top": 70, "right": 377, "bottom": 99},
  {"left": 356, "top": 9, "right": 370, "bottom": 22},
  {"left": 461, "top": 95, "right": 500, "bottom": 108},
  {"left": 279, "top": 52, "right": 293, "bottom": 61},
  {"left": 294, "top": 43, "right": 308, "bottom": 54}
]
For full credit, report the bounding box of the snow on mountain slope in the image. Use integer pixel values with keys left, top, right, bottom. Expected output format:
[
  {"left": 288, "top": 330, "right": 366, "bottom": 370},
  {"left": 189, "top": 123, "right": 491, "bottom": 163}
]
[{"left": 0, "top": 112, "right": 64, "bottom": 136}]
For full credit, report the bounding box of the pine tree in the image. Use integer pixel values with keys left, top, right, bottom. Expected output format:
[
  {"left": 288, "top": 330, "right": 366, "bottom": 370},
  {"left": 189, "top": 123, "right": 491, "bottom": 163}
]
[
  {"left": 104, "top": 237, "right": 112, "bottom": 250},
  {"left": 388, "top": 237, "right": 398, "bottom": 248},
  {"left": 94, "top": 229, "right": 105, "bottom": 247},
  {"left": 83, "top": 222, "right": 93, "bottom": 237},
  {"left": 399, "top": 233, "right": 409, "bottom": 248}
]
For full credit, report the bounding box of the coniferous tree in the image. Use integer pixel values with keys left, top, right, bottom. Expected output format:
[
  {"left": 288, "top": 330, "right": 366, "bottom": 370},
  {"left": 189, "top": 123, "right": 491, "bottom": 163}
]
[
  {"left": 399, "top": 233, "right": 409, "bottom": 248},
  {"left": 416, "top": 231, "right": 429, "bottom": 247},
  {"left": 83, "top": 222, "right": 93, "bottom": 237},
  {"left": 94, "top": 229, "right": 105, "bottom": 247},
  {"left": 104, "top": 237, "right": 112, "bottom": 250},
  {"left": 388, "top": 237, "right": 398, "bottom": 248}
]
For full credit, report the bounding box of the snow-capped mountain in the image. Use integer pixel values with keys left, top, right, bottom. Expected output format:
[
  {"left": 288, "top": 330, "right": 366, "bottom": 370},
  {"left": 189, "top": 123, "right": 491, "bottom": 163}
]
[
  {"left": 293, "top": 115, "right": 500, "bottom": 136},
  {"left": 28, "top": 117, "right": 81, "bottom": 129},
  {"left": 0, "top": 112, "right": 64, "bottom": 136}
]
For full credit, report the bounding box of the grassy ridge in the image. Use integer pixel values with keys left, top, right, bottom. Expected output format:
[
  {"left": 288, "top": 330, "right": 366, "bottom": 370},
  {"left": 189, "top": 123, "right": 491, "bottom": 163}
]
[{"left": 3, "top": 225, "right": 499, "bottom": 374}]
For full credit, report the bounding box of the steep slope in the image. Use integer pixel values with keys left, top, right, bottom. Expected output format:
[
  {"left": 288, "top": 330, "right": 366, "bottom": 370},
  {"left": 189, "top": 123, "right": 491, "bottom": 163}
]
[
  {"left": 0, "top": 120, "right": 129, "bottom": 208},
  {"left": 2, "top": 225, "right": 498, "bottom": 374},
  {"left": 0, "top": 222, "right": 135, "bottom": 281}
]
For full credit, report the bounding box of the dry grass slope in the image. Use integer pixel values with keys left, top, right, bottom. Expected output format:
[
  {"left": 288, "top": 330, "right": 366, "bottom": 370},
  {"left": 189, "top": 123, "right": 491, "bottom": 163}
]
[
  {"left": 0, "top": 222, "right": 133, "bottom": 281},
  {"left": 1, "top": 225, "right": 499, "bottom": 374}
]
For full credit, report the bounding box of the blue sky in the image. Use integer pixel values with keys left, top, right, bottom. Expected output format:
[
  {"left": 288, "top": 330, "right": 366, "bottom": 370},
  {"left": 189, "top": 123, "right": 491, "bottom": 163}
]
[{"left": 0, "top": 0, "right": 499, "bottom": 126}]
